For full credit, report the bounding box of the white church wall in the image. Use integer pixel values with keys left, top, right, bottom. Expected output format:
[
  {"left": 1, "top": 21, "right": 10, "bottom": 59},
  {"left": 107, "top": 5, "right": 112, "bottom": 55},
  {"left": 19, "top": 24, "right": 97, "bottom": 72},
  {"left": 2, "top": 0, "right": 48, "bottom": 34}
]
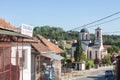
[{"left": 93, "top": 48, "right": 101, "bottom": 60}]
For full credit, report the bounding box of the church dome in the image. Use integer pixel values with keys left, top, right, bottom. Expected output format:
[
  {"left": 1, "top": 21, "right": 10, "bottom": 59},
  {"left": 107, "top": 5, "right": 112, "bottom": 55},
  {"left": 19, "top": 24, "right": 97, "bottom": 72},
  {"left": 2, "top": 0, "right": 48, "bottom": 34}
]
[{"left": 80, "top": 28, "right": 89, "bottom": 33}]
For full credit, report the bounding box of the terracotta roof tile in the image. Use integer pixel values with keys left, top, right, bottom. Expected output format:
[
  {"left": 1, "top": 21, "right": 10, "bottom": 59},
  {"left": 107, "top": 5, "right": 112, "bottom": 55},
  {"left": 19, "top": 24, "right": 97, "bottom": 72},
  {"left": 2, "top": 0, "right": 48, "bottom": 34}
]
[
  {"left": 103, "top": 45, "right": 111, "bottom": 49},
  {"left": 37, "top": 35, "right": 64, "bottom": 54},
  {"left": 32, "top": 37, "right": 51, "bottom": 53},
  {"left": 0, "top": 18, "right": 18, "bottom": 31}
]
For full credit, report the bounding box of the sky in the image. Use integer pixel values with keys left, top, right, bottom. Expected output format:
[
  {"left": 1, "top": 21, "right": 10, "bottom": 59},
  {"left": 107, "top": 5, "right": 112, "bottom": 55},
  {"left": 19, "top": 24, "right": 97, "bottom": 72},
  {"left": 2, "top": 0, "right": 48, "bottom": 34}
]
[{"left": 0, "top": 0, "right": 120, "bottom": 34}]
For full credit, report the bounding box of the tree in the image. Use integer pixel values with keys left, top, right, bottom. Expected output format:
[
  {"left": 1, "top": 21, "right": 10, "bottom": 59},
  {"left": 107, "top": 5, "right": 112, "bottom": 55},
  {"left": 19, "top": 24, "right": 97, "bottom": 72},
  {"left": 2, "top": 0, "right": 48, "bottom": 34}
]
[
  {"left": 74, "top": 40, "right": 86, "bottom": 62},
  {"left": 102, "top": 55, "right": 111, "bottom": 65},
  {"left": 107, "top": 45, "right": 120, "bottom": 54}
]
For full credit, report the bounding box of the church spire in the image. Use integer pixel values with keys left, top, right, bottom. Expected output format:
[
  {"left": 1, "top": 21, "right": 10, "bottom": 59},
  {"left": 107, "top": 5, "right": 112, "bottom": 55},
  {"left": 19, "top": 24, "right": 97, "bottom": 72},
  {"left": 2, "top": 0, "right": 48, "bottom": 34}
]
[{"left": 94, "top": 27, "right": 103, "bottom": 45}]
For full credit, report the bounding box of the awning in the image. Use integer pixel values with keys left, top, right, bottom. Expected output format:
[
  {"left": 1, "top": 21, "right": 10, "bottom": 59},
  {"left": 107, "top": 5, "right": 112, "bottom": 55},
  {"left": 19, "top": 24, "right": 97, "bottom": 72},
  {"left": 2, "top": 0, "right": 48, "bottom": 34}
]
[
  {"left": 41, "top": 53, "right": 64, "bottom": 60},
  {"left": 0, "top": 29, "right": 31, "bottom": 38}
]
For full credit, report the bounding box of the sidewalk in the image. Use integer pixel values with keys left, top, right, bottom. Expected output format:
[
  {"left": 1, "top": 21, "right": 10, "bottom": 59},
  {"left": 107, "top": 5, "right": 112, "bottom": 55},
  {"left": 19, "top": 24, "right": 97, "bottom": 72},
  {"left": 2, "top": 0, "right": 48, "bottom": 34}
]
[{"left": 61, "top": 65, "right": 113, "bottom": 80}]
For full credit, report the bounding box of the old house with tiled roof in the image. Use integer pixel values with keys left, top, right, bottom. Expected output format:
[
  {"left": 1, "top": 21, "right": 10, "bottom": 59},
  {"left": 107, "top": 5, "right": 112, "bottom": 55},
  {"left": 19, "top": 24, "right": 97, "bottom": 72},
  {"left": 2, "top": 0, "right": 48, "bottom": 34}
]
[
  {"left": 0, "top": 18, "right": 18, "bottom": 31},
  {"left": 31, "top": 35, "right": 64, "bottom": 80},
  {"left": 37, "top": 35, "right": 64, "bottom": 54},
  {"left": 0, "top": 18, "right": 34, "bottom": 80},
  {"left": 0, "top": 18, "right": 64, "bottom": 80}
]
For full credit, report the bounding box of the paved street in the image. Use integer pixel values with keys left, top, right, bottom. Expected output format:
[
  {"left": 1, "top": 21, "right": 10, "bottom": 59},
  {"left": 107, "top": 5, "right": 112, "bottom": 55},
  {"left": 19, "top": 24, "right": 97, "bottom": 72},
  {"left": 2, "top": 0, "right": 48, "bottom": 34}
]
[
  {"left": 76, "top": 75, "right": 105, "bottom": 80},
  {"left": 75, "top": 66, "right": 113, "bottom": 80},
  {"left": 62, "top": 66, "right": 114, "bottom": 80}
]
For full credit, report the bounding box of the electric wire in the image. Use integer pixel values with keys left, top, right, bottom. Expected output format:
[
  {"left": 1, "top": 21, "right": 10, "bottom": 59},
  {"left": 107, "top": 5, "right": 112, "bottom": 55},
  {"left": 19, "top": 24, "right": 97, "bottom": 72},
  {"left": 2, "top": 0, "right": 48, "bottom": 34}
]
[
  {"left": 69, "top": 11, "right": 120, "bottom": 31},
  {"left": 86, "top": 17, "right": 120, "bottom": 28}
]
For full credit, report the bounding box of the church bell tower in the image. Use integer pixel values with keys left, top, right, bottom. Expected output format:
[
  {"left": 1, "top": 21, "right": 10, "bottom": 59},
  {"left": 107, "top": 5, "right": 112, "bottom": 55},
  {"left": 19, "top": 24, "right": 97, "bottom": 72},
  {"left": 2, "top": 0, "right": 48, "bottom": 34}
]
[{"left": 94, "top": 27, "right": 103, "bottom": 45}]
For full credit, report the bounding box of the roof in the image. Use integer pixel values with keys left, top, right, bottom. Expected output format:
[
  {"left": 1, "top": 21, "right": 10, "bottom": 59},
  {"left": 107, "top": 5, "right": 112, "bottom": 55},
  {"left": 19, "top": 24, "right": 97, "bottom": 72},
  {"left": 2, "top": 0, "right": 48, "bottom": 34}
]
[
  {"left": 0, "top": 19, "right": 34, "bottom": 42},
  {"left": 0, "top": 29, "right": 31, "bottom": 38},
  {"left": 41, "top": 53, "right": 64, "bottom": 60},
  {"left": 72, "top": 43, "right": 77, "bottom": 47},
  {"left": 88, "top": 43, "right": 94, "bottom": 47},
  {"left": 103, "top": 45, "right": 111, "bottom": 49},
  {"left": 36, "top": 35, "right": 64, "bottom": 54},
  {"left": 32, "top": 37, "right": 50, "bottom": 53},
  {"left": 32, "top": 43, "right": 50, "bottom": 53},
  {"left": 96, "top": 27, "right": 102, "bottom": 30},
  {"left": 0, "top": 18, "right": 18, "bottom": 31},
  {"left": 80, "top": 28, "right": 89, "bottom": 33}
]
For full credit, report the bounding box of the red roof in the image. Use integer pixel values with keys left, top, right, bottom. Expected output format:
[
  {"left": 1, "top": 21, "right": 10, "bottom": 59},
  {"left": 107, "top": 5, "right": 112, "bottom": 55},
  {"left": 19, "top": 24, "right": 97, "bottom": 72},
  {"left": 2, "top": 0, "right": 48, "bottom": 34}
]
[
  {"left": 0, "top": 18, "right": 35, "bottom": 42},
  {"left": 36, "top": 35, "right": 64, "bottom": 54},
  {"left": 32, "top": 37, "right": 51, "bottom": 53},
  {"left": 0, "top": 18, "right": 18, "bottom": 31},
  {"left": 103, "top": 45, "right": 111, "bottom": 49}
]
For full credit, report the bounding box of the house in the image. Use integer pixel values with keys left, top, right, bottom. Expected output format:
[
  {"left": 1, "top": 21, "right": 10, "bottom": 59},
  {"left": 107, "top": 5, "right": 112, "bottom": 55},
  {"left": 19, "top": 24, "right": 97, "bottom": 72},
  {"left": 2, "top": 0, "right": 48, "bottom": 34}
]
[
  {"left": 59, "top": 40, "right": 67, "bottom": 44},
  {"left": 0, "top": 18, "right": 34, "bottom": 80},
  {"left": 31, "top": 37, "right": 51, "bottom": 80},
  {"left": 71, "top": 27, "right": 107, "bottom": 61},
  {"left": 0, "top": 18, "right": 64, "bottom": 80},
  {"left": 32, "top": 35, "right": 64, "bottom": 80}
]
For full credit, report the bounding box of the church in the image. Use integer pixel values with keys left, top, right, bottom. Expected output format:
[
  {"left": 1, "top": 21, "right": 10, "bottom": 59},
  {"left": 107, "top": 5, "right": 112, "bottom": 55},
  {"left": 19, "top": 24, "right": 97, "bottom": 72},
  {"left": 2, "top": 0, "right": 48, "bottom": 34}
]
[{"left": 71, "top": 27, "right": 107, "bottom": 61}]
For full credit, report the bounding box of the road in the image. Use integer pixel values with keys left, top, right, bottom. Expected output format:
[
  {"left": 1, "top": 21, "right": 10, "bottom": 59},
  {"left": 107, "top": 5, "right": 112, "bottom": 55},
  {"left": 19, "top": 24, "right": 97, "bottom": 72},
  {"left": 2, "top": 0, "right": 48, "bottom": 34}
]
[
  {"left": 75, "top": 67, "right": 113, "bottom": 80},
  {"left": 76, "top": 75, "right": 105, "bottom": 80}
]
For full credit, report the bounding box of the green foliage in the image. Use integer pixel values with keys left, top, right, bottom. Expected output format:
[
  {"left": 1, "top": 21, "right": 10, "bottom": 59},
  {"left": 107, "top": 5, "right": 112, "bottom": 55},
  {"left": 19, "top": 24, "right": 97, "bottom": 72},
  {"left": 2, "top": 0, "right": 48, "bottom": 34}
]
[
  {"left": 58, "top": 44, "right": 65, "bottom": 50},
  {"left": 107, "top": 45, "right": 120, "bottom": 54},
  {"left": 86, "top": 60, "right": 94, "bottom": 68},
  {"left": 74, "top": 40, "right": 86, "bottom": 62},
  {"left": 103, "top": 35, "right": 120, "bottom": 47},
  {"left": 33, "top": 26, "right": 78, "bottom": 40},
  {"left": 60, "top": 52, "right": 67, "bottom": 65},
  {"left": 81, "top": 52, "right": 87, "bottom": 61},
  {"left": 33, "top": 26, "right": 120, "bottom": 48},
  {"left": 66, "top": 58, "right": 71, "bottom": 63},
  {"left": 102, "top": 55, "right": 112, "bottom": 65}
]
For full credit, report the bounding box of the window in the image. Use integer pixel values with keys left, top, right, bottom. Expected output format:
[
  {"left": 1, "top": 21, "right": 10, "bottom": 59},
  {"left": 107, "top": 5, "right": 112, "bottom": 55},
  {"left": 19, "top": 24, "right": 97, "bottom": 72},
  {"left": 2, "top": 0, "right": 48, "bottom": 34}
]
[
  {"left": 90, "top": 51, "right": 92, "bottom": 59},
  {"left": 95, "top": 51, "right": 97, "bottom": 58},
  {"left": 97, "top": 31, "right": 99, "bottom": 38},
  {"left": 86, "top": 35, "right": 87, "bottom": 40},
  {"left": 17, "top": 49, "right": 27, "bottom": 69},
  {"left": 82, "top": 34, "right": 84, "bottom": 40}
]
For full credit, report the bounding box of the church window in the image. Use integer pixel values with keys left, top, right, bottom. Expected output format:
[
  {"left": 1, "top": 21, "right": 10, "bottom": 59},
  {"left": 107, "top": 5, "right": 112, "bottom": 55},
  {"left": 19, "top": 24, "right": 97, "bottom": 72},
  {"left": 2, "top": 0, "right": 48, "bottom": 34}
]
[
  {"left": 90, "top": 51, "right": 92, "bottom": 59},
  {"left": 82, "top": 34, "right": 84, "bottom": 40},
  {"left": 86, "top": 35, "right": 88, "bottom": 40},
  {"left": 95, "top": 51, "right": 97, "bottom": 58},
  {"left": 97, "top": 31, "right": 99, "bottom": 38}
]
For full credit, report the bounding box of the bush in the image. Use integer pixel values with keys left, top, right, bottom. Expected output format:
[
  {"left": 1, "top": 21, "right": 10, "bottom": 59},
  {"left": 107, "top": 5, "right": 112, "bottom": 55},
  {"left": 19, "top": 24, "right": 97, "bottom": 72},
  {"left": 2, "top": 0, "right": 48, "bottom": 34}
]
[
  {"left": 102, "top": 55, "right": 112, "bottom": 65},
  {"left": 86, "top": 60, "right": 94, "bottom": 68}
]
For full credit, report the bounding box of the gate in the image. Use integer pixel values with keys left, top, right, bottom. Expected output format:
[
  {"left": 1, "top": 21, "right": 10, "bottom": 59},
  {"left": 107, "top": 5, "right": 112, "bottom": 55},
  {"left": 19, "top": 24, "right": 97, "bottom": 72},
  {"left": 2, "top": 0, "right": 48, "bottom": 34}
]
[
  {"left": 0, "top": 43, "right": 23, "bottom": 80},
  {"left": 0, "top": 44, "right": 11, "bottom": 80}
]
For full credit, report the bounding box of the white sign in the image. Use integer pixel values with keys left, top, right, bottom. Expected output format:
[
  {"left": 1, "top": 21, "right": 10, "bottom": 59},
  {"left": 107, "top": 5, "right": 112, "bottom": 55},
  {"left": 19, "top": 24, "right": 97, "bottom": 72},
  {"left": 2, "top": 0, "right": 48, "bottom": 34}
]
[{"left": 21, "top": 24, "right": 33, "bottom": 37}]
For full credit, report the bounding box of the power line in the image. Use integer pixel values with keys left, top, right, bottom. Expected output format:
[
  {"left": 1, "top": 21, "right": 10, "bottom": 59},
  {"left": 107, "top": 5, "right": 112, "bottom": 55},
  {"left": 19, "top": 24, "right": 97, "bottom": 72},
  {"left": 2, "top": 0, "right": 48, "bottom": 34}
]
[
  {"left": 86, "top": 17, "right": 120, "bottom": 28},
  {"left": 69, "top": 11, "right": 120, "bottom": 31}
]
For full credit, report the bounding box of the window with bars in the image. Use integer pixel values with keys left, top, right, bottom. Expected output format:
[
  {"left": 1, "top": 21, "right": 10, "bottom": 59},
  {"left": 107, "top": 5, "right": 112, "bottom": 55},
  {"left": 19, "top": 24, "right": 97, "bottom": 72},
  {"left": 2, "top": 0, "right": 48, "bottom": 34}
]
[{"left": 17, "top": 49, "right": 27, "bottom": 69}]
